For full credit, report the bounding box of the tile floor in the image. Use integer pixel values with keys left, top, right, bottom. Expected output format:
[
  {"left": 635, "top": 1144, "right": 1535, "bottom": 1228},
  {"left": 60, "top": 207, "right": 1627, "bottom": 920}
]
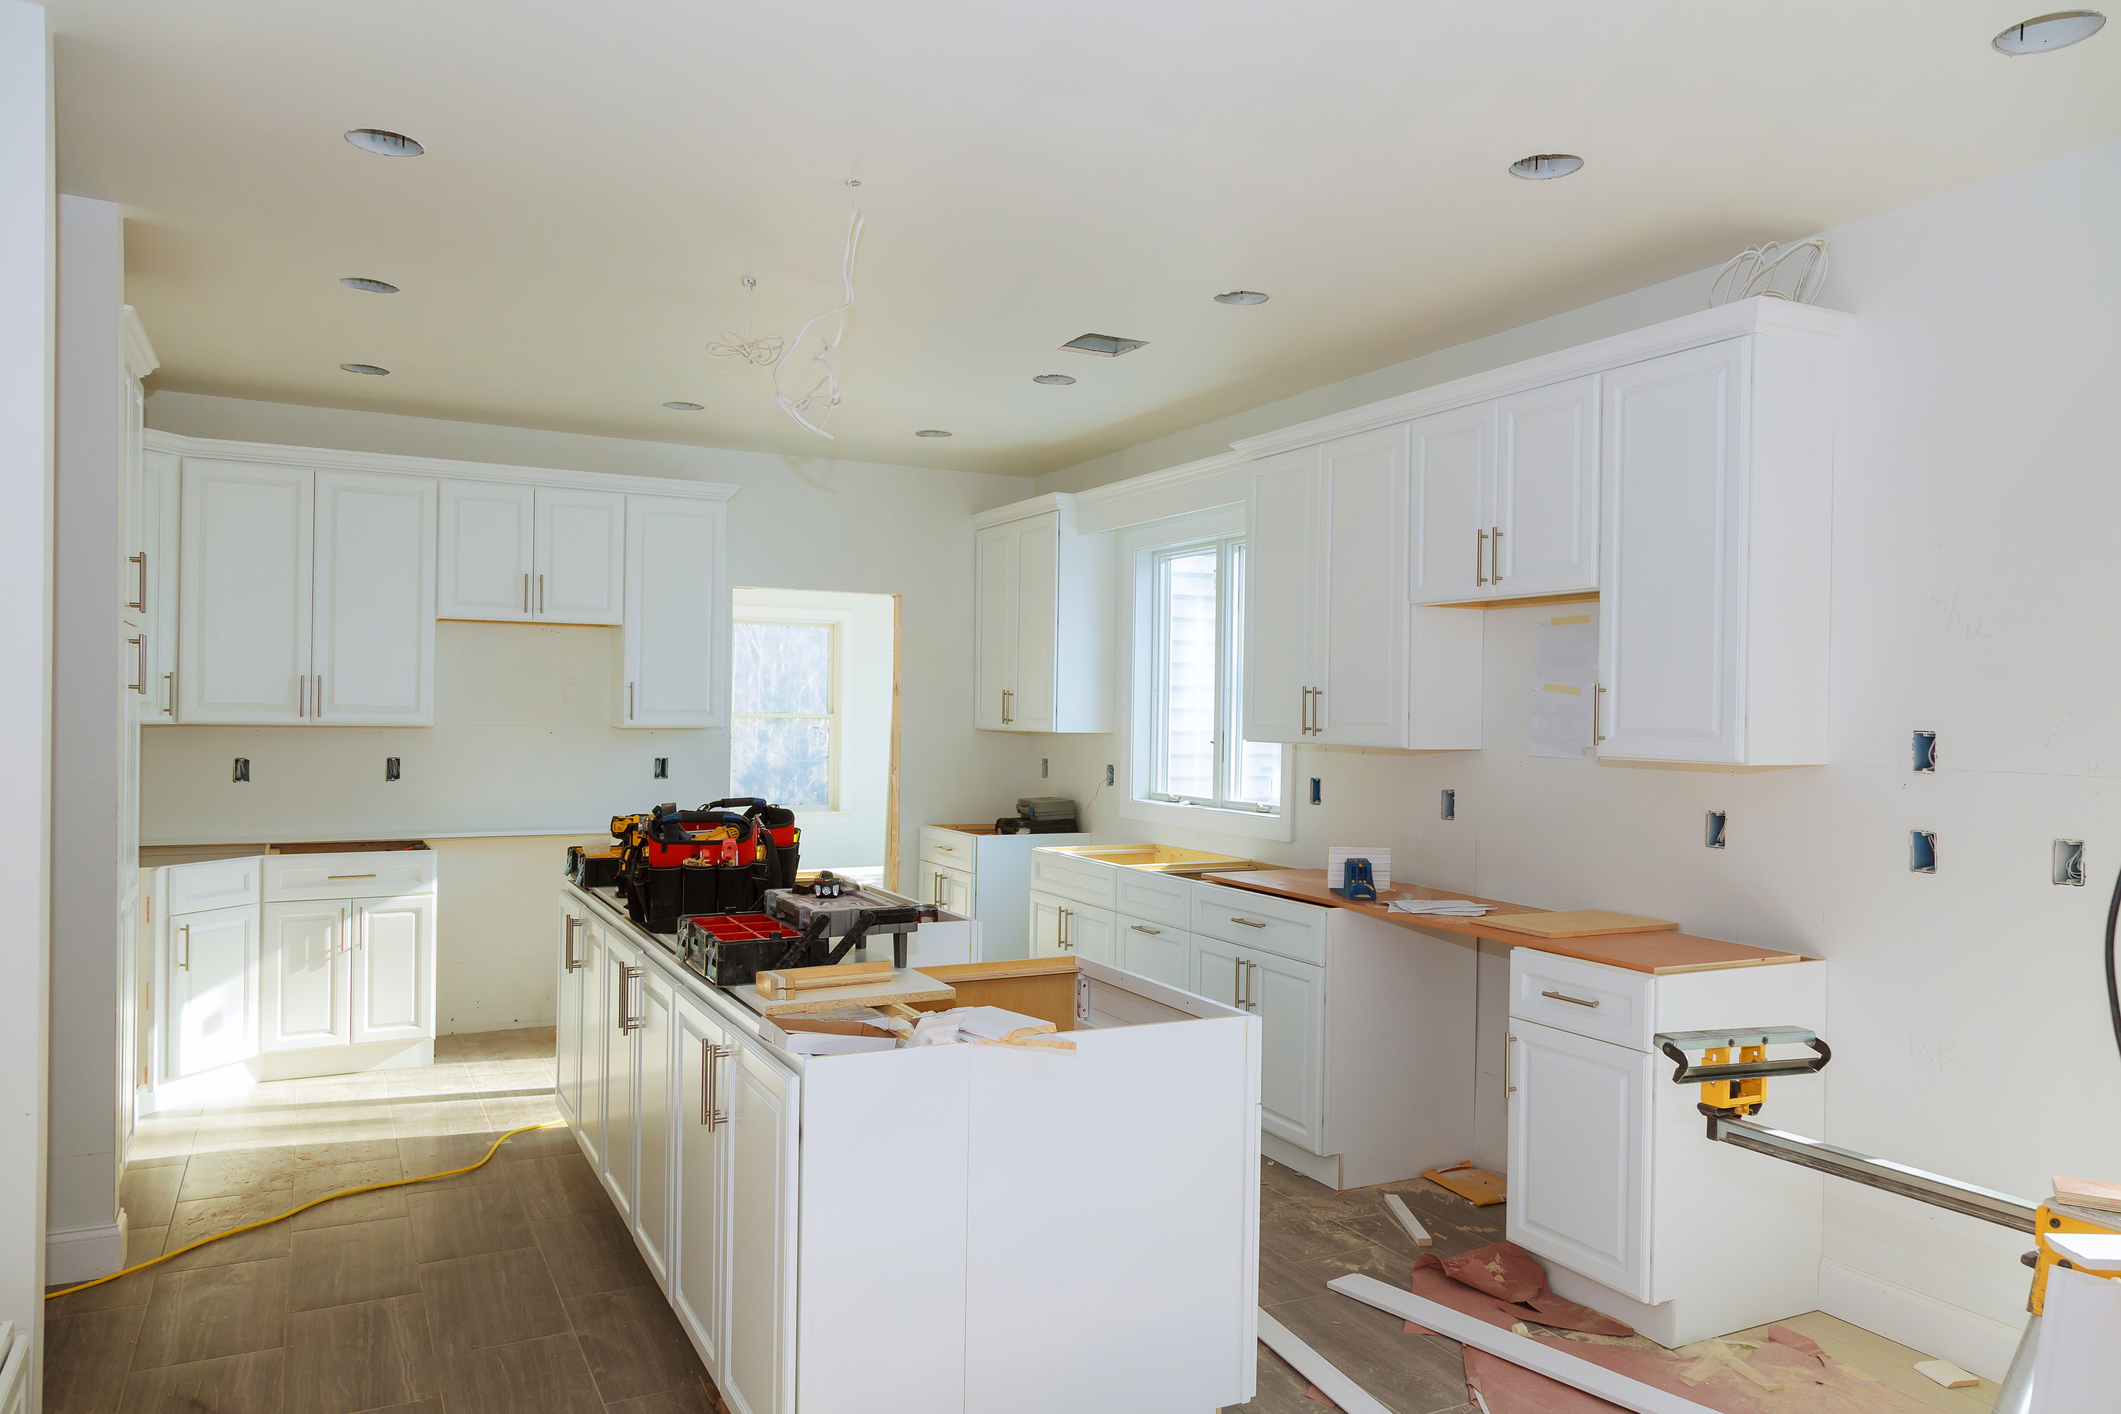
[{"left": 44, "top": 1027, "right": 726, "bottom": 1414}]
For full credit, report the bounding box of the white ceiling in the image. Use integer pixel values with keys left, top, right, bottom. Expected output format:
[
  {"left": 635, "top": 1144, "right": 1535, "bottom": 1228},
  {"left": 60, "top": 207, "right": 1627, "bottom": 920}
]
[{"left": 45, "top": 1, "right": 2121, "bottom": 477}]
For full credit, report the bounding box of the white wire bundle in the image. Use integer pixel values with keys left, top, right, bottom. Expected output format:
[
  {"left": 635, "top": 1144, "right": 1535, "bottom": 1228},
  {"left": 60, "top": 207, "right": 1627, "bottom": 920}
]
[
  {"left": 1708, "top": 237, "right": 1830, "bottom": 308},
  {"left": 772, "top": 182, "right": 866, "bottom": 439},
  {"left": 705, "top": 276, "right": 784, "bottom": 369}
]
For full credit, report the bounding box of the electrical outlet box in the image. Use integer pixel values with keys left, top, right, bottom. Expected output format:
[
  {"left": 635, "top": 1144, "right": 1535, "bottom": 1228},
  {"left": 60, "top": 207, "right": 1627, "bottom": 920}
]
[
  {"left": 232, "top": 757, "right": 249, "bottom": 783},
  {"left": 1440, "top": 789, "right": 1455, "bottom": 821},
  {"left": 386, "top": 757, "right": 401, "bottom": 782}
]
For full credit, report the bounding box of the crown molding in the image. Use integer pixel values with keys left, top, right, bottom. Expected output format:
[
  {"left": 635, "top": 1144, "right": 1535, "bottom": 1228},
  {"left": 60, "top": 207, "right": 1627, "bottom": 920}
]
[
  {"left": 970, "top": 491, "right": 1077, "bottom": 529},
  {"left": 140, "top": 427, "right": 741, "bottom": 501},
  {"left": 1230, "top": 295, "right": 1853, "bottom": 461}
]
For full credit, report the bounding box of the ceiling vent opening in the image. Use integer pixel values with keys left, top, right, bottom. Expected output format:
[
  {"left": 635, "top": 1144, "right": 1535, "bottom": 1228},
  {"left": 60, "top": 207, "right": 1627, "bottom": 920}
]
[
  {"left": 344, "top": 128, "right": 425, "bottom": 156},
  {"left": 339, "top": 363, "right": 390, "bottom": 376},
  {"left": 1061, "top": 333, "right": 1148, "bottom": 357},
  {"left": 339, "top": 277, "right": 399, "bottom": 294},
  {"left": 1993, "top": 11, "right": 2106, "bottom": 52},
  {"left": 1509, "top": 154, "right": 1584, "bottom": 180}
]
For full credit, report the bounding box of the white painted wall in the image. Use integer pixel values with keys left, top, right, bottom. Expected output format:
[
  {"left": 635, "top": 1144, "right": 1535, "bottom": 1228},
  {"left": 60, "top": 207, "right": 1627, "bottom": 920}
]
[
  {"left": 1024, "top": 138, "right": 2121, "bottom": 1375},
  {"left": 139, "top": 393, "right": 1033, "bottom": 1029},
  {"left": 0, "top": 0, "right": 53, "bottom": 1386}
]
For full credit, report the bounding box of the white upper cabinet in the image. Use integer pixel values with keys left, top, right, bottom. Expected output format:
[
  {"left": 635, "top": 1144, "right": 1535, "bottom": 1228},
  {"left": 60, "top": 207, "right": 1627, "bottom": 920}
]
[
  {"left": 141, "top": 448, "right": 180, "bottom": 723},
  {"left": 1315, "top": 424, "right": 1409, "bottom": 745},
  {"left": 1409, "top": 403, "right": 1493, "bottom": 604},
  {"left": 177, "top": 459, "right": 314, "bottom": 725},
  {"left": 971, "top": 498, "right": 1114, "bottom": 733},
  {"left": 1494, "top": 374, "right": 1600, "bottom": 597},
  {"left": 439, "top": 480, "right": 624, "bottom": 625},
  {"left": 1243, "top": 448, "right": 1317, "bottom": 745},
  {"left": 535, "top": 486, "right": 625, "bottom": 624},
  {"left": 313, "top": 470, "right": 437, "bottom": 725},
  {"left": 622, "top": 493, "right": 727, "bottom": 728},
  {"left": 438, "top": 480, "right": 534, "bottom": 620},
  {"left": 1597, "top": 326, "right": 1837, "bottom": 766}
]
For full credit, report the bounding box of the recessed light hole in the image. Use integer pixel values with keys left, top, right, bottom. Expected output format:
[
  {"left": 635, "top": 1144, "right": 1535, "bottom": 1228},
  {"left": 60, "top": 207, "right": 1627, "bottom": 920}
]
[
  {"left": 1033, "top": 374, "right": 1076, "bottom": 386},
  {"left": 340, "top": 277, "right": 399, "bottom": 294},
  {"left": 915, "top": 429, "right": 953, "bottom": 438},
  {"left": 663, "top": 401, "right": 704, "bottom": 411},
  {"left": 1509, "top": 154, "right": 1584, "bottom": 180},
  {"left": 345, "top": 128, "right": 424, "bottom": 156},
  {"left": 339, "top": 363, "right": 390, "bottom": 376},
  {"left": 1214, "top": 291, "right": 1269, "bottom": 306},
  {"left": 1993, "top": 11, "right": 2105, "bottom": 53},
  {"left": 1061, "top": 333, "right": 1148, "bottom": 357}
]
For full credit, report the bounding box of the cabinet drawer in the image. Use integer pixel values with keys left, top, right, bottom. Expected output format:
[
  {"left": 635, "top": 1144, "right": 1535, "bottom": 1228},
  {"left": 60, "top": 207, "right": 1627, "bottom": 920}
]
[
  {"left": 165, "top": 857, "right": 262, "bottom": 914},
  {"left": 1114, "top": 871, "right": 1190, "bottom": 929},
  {"left": 919, "top": 827, "right": 979, "bottom": 871},
  {"left": 1508, "top": 949, "right": 1655, "bottom": 1052},
  {"left": 1029, "top": 849, "right": 1117, "bottom": 910},
  {"left": 1190, "top": 882, "right": 1326, "bottom": 967},
  {"left": 265, "top": 851, "right": 437, "bottom": 902}
]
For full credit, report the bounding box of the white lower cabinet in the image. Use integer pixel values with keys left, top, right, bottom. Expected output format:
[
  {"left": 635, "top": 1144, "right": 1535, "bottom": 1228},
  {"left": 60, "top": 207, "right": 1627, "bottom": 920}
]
[
  {"left": 923, "top": 862, "right": 974, "bottom": 919},
  {"left": 556, "top": 902, "right": 588, "bottom": 1124},
  {"left": 634, "top": 961, "right": 676, "bottom": 1288},
  {"left": 672, "top": 992, "right": 731, "bottom": 1373},
  {"left": 577, "top": 918, "right": 610, "bottom": 1172},
  {"left": 722, "top": 1039, "right": 798, "bottom": 1414},
  {"left": 1027, "top": 889, "right": 1113, "bottom": 965},
  {"left": 260, "top": 901, "right": 351, "bottom": 1053},
  {"left": 600, "top": 939, "right": 640, "bottom": 1225},
  {"left": 1114, "top": 917, "right": 1188, "bottom": 987},
  {"left": 1505, "top": 1020, "right": 1652, "bottom": 1298},
  {"left": 165, "top": 903, "right": 259, "bottom": 1080},
  {"left": 1190, "top": 935, "right": 1323, "bottom": 1155}
]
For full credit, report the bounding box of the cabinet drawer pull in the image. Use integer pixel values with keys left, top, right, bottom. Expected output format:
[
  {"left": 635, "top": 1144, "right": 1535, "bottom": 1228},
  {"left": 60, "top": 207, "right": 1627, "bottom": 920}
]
[
  {"left": 563, "top": 916, "right": 581, "bottom": 972},
  {"left": 620, "top": 964, "right": 644, "bottom": 1033},
  {"left": 1230, "top": 917, "right": 1267, "bottom": 929},
  {"left": 1058, "top": 907, "right": 1071, "bottom": 950},
  {"left": 128, "top": 552, "right": 148, "bottom": 613},
  {"left": 936, "top": 844, "right": 956, "bottom": 852},
  {"left": 1129, "top": 924, "right": 1160, "bottom": 935},
  {"left": 327, "top": 873, "right": 377, "bottom": 880},
  {"left": 1541, "top": 989, "right": 1600, "bottom": 1009},
  {"left": 703, "top": 1040, "right": 729, "bottom": 1128}
]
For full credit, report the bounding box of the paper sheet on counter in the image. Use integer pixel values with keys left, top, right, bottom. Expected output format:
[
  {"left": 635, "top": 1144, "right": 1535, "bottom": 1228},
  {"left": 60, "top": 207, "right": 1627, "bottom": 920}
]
[{"left": 1529, "top": 610, "right": 1598, "bottom": 760}]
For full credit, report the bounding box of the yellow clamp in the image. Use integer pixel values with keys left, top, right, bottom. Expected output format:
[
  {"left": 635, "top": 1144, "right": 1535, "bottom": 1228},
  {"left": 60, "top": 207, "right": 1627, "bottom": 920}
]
[
  {"left": 1699, "top": 1045, "right": 1767, "bottom": 1116},
  {"left": 2030, "top": 1202, "right": 2121, "bottom": 1315}
]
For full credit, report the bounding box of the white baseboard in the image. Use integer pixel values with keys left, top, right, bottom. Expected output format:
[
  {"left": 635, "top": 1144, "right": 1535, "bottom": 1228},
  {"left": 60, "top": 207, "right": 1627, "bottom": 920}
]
[
  {"left": 1261, "top": 1131, "right": 1342, "bottom": 1190},
  {"left": 47, "top": 1220, "right": 125, "bottom": 1286},
  {"left": 1817, "top": 1257, "right": 2027, "bottom": 1382}
]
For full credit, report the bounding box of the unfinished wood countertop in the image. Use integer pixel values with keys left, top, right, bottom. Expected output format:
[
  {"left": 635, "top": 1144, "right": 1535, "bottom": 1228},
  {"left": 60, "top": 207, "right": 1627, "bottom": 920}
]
[{"left": 1196, "top": 869, "right": 1807, "bottom": 975}]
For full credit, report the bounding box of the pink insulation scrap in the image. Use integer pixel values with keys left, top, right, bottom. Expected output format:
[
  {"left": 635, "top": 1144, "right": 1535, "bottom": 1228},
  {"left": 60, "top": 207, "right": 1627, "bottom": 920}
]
[{"left": 1399, "top": 1243, "right": 1945, "bottom": 1413}]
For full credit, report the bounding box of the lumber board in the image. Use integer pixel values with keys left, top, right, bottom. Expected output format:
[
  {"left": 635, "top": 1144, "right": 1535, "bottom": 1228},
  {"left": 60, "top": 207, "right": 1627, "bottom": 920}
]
[
  {"left": 1326, "top": 1275, "right": 1718, "bottom": 1414},
  {"left": 1383, "top": 1192, "right": 1433, "bottom": 1247},
  {"left": 750, "top": 968, "right": 955, "bottom": 1016},
  {"left": 1256, "top": 1309, "right": 1393, "bottom": 1414},
  {"left": 756, "top": 959, "right": 892, "bottom": 998}
]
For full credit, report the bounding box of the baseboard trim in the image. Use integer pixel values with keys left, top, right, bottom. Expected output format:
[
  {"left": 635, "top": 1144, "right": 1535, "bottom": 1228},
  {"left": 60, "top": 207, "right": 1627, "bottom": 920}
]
[
  {"left": 1817, "top": 1257, "right": 2027, "bottom": 1382},
  {"left": 47, "top": 1220, "right": 125, "bottom": 1286},
  {"left": 1261, "top": 1131, "right": 1342, "bottom": 1190}
]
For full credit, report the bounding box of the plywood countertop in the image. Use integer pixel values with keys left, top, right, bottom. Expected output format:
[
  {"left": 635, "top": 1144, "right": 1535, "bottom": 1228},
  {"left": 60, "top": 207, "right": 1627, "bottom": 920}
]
[{"left": 1197, "top": 869, "right": 1808, "bottom": 975}]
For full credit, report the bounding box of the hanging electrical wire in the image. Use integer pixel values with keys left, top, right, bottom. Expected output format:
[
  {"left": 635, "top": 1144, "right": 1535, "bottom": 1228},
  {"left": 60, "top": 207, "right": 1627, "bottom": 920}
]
[
  {"left": 705, "top": 276, "right": 785, "bottom": 369},
  {"left": 1708, "top": 237, "right": 1830, "bottom": 308},
  {"left": 772, "top": 180, "right": 866, "bottom": 439}
]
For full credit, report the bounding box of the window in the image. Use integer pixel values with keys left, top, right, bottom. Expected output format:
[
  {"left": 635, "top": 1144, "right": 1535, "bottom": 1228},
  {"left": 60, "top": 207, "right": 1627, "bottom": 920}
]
[
  {"left": 1146, "top": 536, "right": 1281, "bottom": 814},
  {"left": 731, "top": 620, "right": 836, "bottom": 808}
]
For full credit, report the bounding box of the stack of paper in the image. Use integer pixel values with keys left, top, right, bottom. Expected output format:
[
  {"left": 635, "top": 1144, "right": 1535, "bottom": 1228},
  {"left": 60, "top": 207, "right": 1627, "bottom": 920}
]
[{"left": 1385, "top": 899, "right": 1489, "bottom": 917}]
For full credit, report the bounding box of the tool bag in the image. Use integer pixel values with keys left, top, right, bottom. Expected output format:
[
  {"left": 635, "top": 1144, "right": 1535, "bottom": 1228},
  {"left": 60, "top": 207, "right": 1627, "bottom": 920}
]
[{"left": 614, "top": 801, "right": 802, "bottom": 933}]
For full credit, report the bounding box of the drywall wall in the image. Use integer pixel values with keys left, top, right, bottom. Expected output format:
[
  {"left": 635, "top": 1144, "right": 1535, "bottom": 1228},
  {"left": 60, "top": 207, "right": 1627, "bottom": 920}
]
[
  {"left": 140, "top": 394, "right": 1035, "bottom": 1028},
  {"left": 0, "top": 0, "right": 53, "bottom": 1374},
  {"left": 1022, "top": 137, "right": 2121, "bottom": 1377}
]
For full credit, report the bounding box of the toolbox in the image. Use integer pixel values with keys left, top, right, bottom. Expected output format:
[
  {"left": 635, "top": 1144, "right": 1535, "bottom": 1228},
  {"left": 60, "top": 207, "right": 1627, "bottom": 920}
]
[{"left": 677, "top": 911, "right": 811, "bottom": 987}]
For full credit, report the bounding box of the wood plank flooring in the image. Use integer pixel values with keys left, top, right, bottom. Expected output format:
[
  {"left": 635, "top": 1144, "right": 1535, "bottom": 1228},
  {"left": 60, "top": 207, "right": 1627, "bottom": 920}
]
[{"left": 44, "top": 1028, "right": 725, "bottom": 1414}]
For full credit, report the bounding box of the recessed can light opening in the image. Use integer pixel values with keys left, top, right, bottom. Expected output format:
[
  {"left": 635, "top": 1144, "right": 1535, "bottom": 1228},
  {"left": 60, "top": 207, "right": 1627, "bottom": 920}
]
[
  {"left": 1214, "top": 291, "right": 1269, "bottom": 306},
  {"left": 663, "top": 401, "right": 703, "bottom": 410},
  {"left": 339, "top": 363, "right": 390, "bottom": 376},
  {"left": 1993, "top": 10, "right": 2105, "bottom": 52},
  {"left": 915, "top": 429, "right": 953, "bottom": 438},
  {"left": 344, "top": 128, "right": 424, "bottom": 156},
  {"left": 1509, "top": 154, "right": 1584, "bottom": 180},
  {"left": 1033, "top": 374, "right": 1076, "bottom": 385},
  {"left": 1061, "top": 333, "right": 1148, "bottom": 357},
  {"left": 339, "top": 277, "right": 399, "bottom": 294}
]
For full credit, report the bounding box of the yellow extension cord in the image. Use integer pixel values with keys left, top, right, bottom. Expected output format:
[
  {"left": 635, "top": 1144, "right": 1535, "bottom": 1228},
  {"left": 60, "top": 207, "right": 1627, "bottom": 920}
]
[{"left": 45, "top": 1121, "right": 568, "bottom": 1300}]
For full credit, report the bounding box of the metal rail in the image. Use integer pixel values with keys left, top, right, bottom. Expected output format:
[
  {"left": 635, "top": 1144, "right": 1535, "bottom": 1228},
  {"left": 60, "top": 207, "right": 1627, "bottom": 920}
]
[{"left": 1704, "top": 1112, "right": 2038, "bottom": 1232}]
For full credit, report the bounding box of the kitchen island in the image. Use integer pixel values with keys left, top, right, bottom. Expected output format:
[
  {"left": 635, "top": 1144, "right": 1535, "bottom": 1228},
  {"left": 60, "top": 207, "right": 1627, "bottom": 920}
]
[{"left": 556, "top": 878, "right": 1262, "bottom": 1414}]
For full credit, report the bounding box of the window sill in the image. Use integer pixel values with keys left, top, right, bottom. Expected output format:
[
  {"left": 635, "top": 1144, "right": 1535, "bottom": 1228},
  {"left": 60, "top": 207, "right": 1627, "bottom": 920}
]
[{"left": 1118, "top": 793, "right": 1294, "bottom": 844}]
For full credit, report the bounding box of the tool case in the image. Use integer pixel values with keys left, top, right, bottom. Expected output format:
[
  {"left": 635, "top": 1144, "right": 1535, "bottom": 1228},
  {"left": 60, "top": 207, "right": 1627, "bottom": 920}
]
[
  {"left": 677, "top": 912, "right": 810, "bottom": 987},
  {"left": 612, "top": 799, "right": 802, "bottom": 934},
  {"left": 566, "top": 845, "right": 625, "bottom": 890}
]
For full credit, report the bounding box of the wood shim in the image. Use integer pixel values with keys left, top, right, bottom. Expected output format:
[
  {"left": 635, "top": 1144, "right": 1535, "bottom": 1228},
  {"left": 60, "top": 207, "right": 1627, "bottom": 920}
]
[
  {"left": 1384, "top": 1193, "right": 1433, "bottom": 1247},
  {"left": 1257, "top": 1309, "right": 1394, "bottom": 1414},
  {"left": 1325, "top": 1275, "right": 1719, "bottom": 1414}
]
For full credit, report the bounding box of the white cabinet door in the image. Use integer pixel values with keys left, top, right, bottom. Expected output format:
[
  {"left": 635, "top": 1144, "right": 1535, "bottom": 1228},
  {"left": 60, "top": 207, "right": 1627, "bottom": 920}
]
[
  {"left": 577, "top": 920, "right": 610, "bottom": 1171},
  {"left": 1249, "top": 948, "right": 1325, "bottom": 1155},
  {"left": 177, "top": 460, "right": 312, "bottom": 724},
  {"left": 634, "top": 961, "right": 676, "bottom": 1289},
  {"left": 622, "top": 495, "right": 725, "bottom": 728},
  {"left": 1598, "top": 341, "right": 1747, "bottom": 764},
  {"left": 1116, "top": 918, "right": 1188, "bottom": 988},
  {"left": 1315, "top": 424, "right": 1408, "bottom": 746},
  {"left": 260, "top": 900, "right": 349, "bottom": 1053},
  {"left": 350, "top": 892, "right": 434, "bottom": 1045},
  {"left": 536, "top": 486, "right": 625, "bottom": 625},
  {"left": 167, "top": 904, "right": 259, "bottom": 1079},
  {"left": 1008, "top": 513, "right": 1058, "bottom": 734},
  {"left": 973, "top": 521, "right": 1017, "bottom": 730},
  {"left": 1409, "top": 403, "right": 1496, "bottom": 604},
  {"left": 313, "top": 469, "right": 437, "bottom": 725},
  {"left": 1243, "top": 446, "right": 1317, "bottom": 744},
  {"left": 602, "top": 943, "right": 640, "bottom": 1223},
  {"left": 926, "top": 862, "right": 974, "bottom": 918},
  {"left": 1506, "top": 1020, "right": 1654, "bottom": 1301},
  {"left": 141, "top": 448, "right": 180, "bottom": 723},
  {"left": 722, "top": 1039, "right": 799, "bottom": 1414},
  {"left": 1028, "top": 890, "right": 1067, "bottom": 960},
  {"left": 1189, "top": 935, "right": 1245, "bottom": 1010},
  {"left": 437, "top": 480, "right": 534, "bottom": 621},
  {"left": 556, "top": 904, "right": 586, "bottom": 1125},
  {"left": 673, "top": 992, "right": 728, "bottom": 1375},
  {"left": 1495, "top": 375, "right": 1599, "bottom": 597}
]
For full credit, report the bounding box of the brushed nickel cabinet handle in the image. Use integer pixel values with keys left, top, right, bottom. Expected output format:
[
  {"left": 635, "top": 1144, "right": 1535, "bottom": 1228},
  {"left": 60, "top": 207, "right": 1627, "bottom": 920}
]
[
  {"left": 314, "top": 674, "right": 323, "bottom": 718},
  {"left": 161, "top": 672, "right": 173, "bottom": 715},
  {"left": 1542, "top": 989, "right": 1599, "bottom": 1009},
  {"left": 708, "top": 1042, "right": 730, "bottom": 1129},
  {"left": 1492, "top": 525, "right": 1504, "bottom": 582},
  {"left": 1130, "top": 924, "right": 1161, "bottom": 935},
  {"left": 564, "top": 916, "right": 581, "bottom": 972},
  {"left": 129, "top": 635, "right": 147, "bottom": 694},
  {"left": 523, "top": 573, "right": 530, "bottom": 613},
  {"left": 629, "top": 682, "right": 636, "bottom": 720},
  {"left": 1506, "top": 1033, "right": 1516, "bottom": 1096},
  {"left": 1593, "top": 682, "right": 1607, "bottom": 745},
  {"left": 179, "top": 923, "right": 190, "bottom": 971},
  {"left": 538, "top": 573, "right": 545, "bottom": 614},
  {"left": 1233, "top": 954, "right": 1243, "bottom": 1005},
  {"left": 128, "top": 553, "right": 148, "bottom": 613},
  {"left": 1230, "top": 917, "right": 1267, "bottom": 929},
  {"left": 1477, "top": 528, "right": 1489, "bottom": 586}
]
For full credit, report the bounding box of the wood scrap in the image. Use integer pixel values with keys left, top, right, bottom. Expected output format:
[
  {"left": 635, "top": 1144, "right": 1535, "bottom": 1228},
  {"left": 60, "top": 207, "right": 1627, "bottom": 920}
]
[
  {"left": 755, "top": 959, "right": 891, "bottom": 999},
  {"left": 1912, "top": 1359, "right": 1979, "bottom": 1389},
  {"left": 2052, "top": 1173, "right": 2121, "bottom": 1214},
  {"left": 1325, "top": 1275, "right": 1719, "bottom": 1414},
  {"left": 1383, "top": 1193, "right": 1434, "bottom": 1247},
  {"left": 1256, "top": 1309, "right": 1394, "bottom": 1414}
]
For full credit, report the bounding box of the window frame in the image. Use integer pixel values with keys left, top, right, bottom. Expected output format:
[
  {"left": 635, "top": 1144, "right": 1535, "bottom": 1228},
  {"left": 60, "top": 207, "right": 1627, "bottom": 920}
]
[
  {"left": 730, "top": 611, "right": 843, "bottom": 813},
  {"left": 1119, "top": 509, "right": 1295, "bottom": 843}
]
